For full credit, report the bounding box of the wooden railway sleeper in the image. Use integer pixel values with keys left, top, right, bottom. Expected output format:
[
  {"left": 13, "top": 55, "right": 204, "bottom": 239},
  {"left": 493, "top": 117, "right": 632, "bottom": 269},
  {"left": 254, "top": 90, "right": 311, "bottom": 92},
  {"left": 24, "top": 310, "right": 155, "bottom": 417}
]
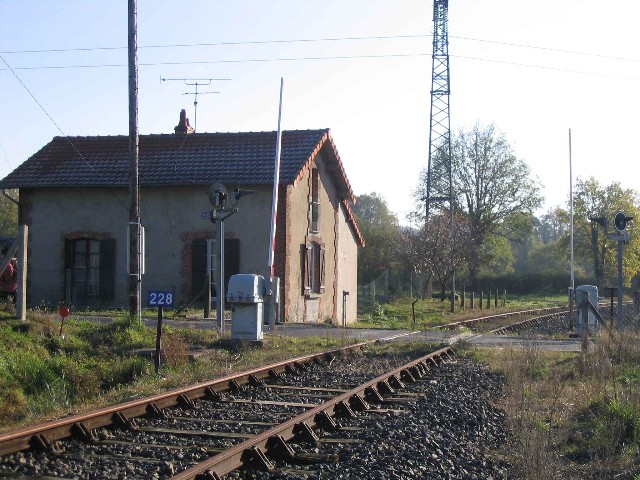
[
  {"left": 416, "top": 362, "right": 429, "bottom": 376},
  {"left": 292, "top": 421, "right": 320, "bottom": 444},
  {"left": 285, "top": 364, "right": 298, "bottom": 376},
  {"left": 293, "top": 361, "right": 307, "bottom": 371},
  {"left": 29, "top": 433, "right": 61, "bottom": 455},
  {"left": 194, "top": 470, "right": 222, "bottom": 480},
  {"left": 400, "top": 369, "right": 417, "bottom": 383},
  {"left": 204, "top": 386, "right": 222, "bottom": 401},
  {"left": 314, "top": 411, "right": 340, "bottom": 432},
  {"left": 409, "top": 365, "right": 424, "bottom": 379},
  {"left": 348, "top": 394, "right": 370, "bottom": 412},
  {"left": 266, "top": 434, "right": 297, "bottom": 461},
  {"left": 145, "top": 402, "right": 165, "bottom": 418},
  {"left": 241, "top": 445, "right": 275, "bottom": 472},
  {"left": 334, "top": 400, "right": 357, "bottom": 418},
  {"left": 376, "top": 379, "right": 395, "bottom": 395},
  {"left": 266, "top": 434, "right": 338, "bottom": 465},
  {"left": 177, "top": 393, "right": 195, "bottom": 409},
  {"left": 228, "top": 379, "right": 243, "bottom": 393},
  {"left": 248, "top": 374, "right": 265, "bottom": 386},
  {"left": 70, "top": 422, "right": 98, "bottom": 443},
  {"left": 364, "top": 386, "right": 384, "bottom": 403},
  {"left": 388, "top": 374, "right": 405, "bottom": 389},
  {"left": 112, "top": 411, "right": 138, "bottom": 431},
  {"left": 268, "top": 369, "right": 284, "bottom": 381}
]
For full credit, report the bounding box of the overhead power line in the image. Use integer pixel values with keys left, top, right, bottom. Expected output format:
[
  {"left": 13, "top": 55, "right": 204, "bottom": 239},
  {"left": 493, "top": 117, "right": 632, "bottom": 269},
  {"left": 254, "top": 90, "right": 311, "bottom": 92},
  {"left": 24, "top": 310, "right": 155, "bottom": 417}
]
[
  {"left": 450, "top": 35, "right": 640, "bottom": 63},
  {"left": 0, "top": 34, "right": 431, "bottom": 55},
  {"left": 1, "top": 32, "right": 638, "bottom": 64},
  {"left": 1, "top": 52, "right": 638, "bottom": 81},
  {"left": 0, "top": 54, "right": 128, "bottom": 211}
]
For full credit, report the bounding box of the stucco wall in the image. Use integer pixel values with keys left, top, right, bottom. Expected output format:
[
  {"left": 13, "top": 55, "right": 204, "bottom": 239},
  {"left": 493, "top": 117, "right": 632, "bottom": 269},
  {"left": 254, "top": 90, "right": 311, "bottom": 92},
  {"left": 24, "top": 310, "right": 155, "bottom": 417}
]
[
  {"left": 22, "top": 186, "right": 273, "bottom": 308},
  {"left": 283, "top": 151, "right": 358, "bottom": 324},
  {"left": 336, "top": 202, "right": 359, "bottom": 324},
  {"left": 21, "top": 160, "right": 359, "bottom": 322}
]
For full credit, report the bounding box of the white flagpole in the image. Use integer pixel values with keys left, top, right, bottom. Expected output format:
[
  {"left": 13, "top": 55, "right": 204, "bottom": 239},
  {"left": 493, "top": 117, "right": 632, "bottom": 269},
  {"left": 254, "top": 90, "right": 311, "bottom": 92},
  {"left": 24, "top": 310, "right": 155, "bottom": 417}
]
[
  {"left": 569, "top": 128, "right": 575, "bottom": 327},
  {"left": 267, "top": 78, "right": 284, "bottom": 329}
]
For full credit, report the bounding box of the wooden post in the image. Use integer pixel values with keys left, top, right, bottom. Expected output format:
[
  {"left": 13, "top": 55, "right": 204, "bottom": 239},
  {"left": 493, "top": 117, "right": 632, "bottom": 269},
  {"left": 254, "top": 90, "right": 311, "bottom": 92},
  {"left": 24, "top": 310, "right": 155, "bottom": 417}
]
[
  {"left": 487, "top": 291, "right": 491, "bottom": 309},
  {"left": 471, "top": 291, "right": 475, "bottom": 310},
  {"left": 16, "top": 225, "right": 28, "bottom": 321},
  {"left": 480, "top": 291, "right": 483, "bottom": 309},
  {"left": 461, "top": 287, "right": 465, "bottom": 310},
  {"left": 204, "top": 272, "right": 212, "bottom": 319},
  {"left": 502, "top": 290, "right": 506, "bottom": 307},
  {"left": 128, "top": 0, "right": 141, "bottom": 321},
  {"left": 155, "top": 306, "right": 163, "bottom": 374},
  {"left": 65, "top": 268, "right": 72, "bottom": 307},
  {"left": 494, "top": 290, "right": 498, "bottom": 307},
  {"left": 371, "top": 280, "right": 376, "bottom": 312}
]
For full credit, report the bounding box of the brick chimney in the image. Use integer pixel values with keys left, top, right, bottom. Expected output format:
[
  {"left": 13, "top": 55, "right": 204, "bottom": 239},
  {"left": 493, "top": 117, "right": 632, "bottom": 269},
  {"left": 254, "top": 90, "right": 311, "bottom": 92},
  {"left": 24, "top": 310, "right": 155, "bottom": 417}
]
[{"left": 174, "top": 109, "right": 194, "bottom": 135}]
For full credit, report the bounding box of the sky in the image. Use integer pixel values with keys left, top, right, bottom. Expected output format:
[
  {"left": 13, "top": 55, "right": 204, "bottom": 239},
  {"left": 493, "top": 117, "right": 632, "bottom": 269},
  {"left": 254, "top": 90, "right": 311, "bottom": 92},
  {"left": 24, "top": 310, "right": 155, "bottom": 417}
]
[{"left": 1, "top": 0, "right": 639, "bottom": 224}]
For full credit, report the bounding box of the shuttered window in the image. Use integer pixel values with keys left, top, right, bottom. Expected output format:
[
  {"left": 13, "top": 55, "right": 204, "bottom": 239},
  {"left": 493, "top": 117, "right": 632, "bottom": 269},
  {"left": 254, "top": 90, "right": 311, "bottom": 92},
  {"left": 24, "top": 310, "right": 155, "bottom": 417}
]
[
  {"left": 302, "top": 241, "right": 325, "bottom": 295},
  {"left": 64, "top": 238, "right": 116, "bottom": 301}
]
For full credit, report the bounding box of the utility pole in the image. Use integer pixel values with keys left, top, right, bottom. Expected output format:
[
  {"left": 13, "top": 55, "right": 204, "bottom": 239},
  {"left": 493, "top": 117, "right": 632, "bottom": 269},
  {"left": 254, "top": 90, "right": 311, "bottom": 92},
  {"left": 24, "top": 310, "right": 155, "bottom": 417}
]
[
  {"left": 128, "top": 0, "right": 141, "bottom": 321},
  {"left": 425, "top": 0, "right": 455, "bottom": 312}
]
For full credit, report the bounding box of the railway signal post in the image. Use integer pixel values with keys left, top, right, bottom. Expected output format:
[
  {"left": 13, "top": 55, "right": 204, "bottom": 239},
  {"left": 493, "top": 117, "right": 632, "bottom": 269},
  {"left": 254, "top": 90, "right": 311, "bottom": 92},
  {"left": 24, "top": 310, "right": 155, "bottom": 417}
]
[{"left": 610, "top": 211, "right": 633, "bottom": 330}]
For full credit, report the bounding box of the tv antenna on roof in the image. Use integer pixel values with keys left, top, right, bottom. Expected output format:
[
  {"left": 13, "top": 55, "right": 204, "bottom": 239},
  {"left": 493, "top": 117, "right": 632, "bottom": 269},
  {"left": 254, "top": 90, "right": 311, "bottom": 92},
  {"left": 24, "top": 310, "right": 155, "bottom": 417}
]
[{"left": 161, "top": 76, "right": 231, "bottom": 132}]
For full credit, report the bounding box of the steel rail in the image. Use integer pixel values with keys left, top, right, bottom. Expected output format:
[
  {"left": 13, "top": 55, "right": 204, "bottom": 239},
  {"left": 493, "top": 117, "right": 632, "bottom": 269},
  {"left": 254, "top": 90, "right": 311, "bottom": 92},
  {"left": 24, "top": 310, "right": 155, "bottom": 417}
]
[
  {"left": 0, "top": 342, "right": 369, "bottom": 457},
  {"left": 170, "top": 345, "right": 455, "bottom": 479},
  {"left": 490, "top": 311, "right": 568, "bottom": 335},
  {"left": 490, "top": 301, "right": 635, "bottom": 335},
  {"left": 436, "top": 306, "right": 567, "bottom": 330}
]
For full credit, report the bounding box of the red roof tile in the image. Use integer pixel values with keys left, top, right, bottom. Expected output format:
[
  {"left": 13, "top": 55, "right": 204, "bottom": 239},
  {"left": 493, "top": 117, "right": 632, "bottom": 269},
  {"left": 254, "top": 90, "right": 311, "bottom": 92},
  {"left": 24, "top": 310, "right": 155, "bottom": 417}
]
[{"left": 0, "top": 129, "right": 353, "bottom": 202}]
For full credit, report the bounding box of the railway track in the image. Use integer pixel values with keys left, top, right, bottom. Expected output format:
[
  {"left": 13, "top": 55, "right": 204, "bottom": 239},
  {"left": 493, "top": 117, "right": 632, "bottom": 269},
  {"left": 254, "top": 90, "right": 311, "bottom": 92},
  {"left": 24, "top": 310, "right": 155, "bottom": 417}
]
[
  {"left": 1, "top": 305, "right": 601, "bottom": 478},
  {"left": 436, "top": 306, "right": 567, "bottom": 331},
  {"left": 0, "top": 341, "right": 470, "bottom": 479}
]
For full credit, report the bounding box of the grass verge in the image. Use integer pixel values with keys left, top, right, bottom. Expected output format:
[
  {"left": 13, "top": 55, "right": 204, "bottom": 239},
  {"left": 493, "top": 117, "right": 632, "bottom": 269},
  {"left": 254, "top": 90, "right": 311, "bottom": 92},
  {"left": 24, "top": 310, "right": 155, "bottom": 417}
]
[
  {"left": 354, "top": 294, "right": 567, "bottom": 330},
  {"left": 0, "top": 308, "right": 365, "bottom": 432},
  {"left": 469, "top": 329, "right": 640, "bottom": 479}
]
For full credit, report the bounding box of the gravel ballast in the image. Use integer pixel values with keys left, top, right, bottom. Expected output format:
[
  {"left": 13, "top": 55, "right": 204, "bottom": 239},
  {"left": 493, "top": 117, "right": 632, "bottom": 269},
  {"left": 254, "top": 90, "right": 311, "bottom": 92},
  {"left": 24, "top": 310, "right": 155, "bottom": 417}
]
[{"left": 0, "top": 347, "right": 512, "bottom": 479}]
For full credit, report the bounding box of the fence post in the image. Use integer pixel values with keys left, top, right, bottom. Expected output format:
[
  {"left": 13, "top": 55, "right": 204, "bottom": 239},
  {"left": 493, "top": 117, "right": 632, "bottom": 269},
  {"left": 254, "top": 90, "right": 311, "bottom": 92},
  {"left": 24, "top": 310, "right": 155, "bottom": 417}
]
[
  {"left": 371, "top": 280, "right": 376, "bottom": 312},
  {"left": 480, "top": 291, "right": 483, "bottom": 310},
  {"left": 487, "top": 290, "right": 491, "bottom": 309},
  {"left": 502, "top": 290, "right": 506, "bottom": 307},
  {"left": 471, "top": 291, "right": 475, "bottom": 310},
  {"left": 461, "top": 287, "right": 465, "bottom": 310},
  {"left": 494, "top": 290, "right": 498, "bottom": 307}
]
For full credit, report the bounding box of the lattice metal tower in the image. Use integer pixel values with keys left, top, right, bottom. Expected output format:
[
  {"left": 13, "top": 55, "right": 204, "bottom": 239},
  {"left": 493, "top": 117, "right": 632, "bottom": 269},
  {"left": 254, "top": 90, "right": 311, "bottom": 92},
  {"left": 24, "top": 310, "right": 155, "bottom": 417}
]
[
  {"left": 426, "top": 0, "right": 455, "bottom": 311},
  {"left": 425, "top": 0, "right": 452, "bottom": 221}
]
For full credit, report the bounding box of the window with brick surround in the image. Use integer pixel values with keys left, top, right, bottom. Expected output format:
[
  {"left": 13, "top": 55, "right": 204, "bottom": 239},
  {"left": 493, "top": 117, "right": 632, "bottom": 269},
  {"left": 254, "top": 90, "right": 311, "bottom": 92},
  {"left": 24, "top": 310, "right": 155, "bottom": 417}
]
[{"left": 64, "top": 237, "right": 115, "bottom": 302}]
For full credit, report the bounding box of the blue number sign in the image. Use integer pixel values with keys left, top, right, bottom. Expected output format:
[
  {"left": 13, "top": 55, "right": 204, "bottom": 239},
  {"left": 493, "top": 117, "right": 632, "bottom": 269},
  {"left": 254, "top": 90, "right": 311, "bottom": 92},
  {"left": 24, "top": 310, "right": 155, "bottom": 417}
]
[{"left": 147, "top": 290, "right": 175, "bottom": 308}]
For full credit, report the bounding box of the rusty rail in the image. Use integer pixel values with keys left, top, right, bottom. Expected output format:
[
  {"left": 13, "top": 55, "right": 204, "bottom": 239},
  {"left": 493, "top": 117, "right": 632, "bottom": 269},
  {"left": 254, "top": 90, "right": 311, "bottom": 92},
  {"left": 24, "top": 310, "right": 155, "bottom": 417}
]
[
  {"left": 171, "top": 346, "right": 455, "bottom": 479},
  {"left": 436, "top": 306, "right": 567, "bottom": 330},
  {"left": 0, "top": 342, "right": 370, "bottom": 457},
  {"left": 490, "top": 310, "right": 568, "bottom": 335}
]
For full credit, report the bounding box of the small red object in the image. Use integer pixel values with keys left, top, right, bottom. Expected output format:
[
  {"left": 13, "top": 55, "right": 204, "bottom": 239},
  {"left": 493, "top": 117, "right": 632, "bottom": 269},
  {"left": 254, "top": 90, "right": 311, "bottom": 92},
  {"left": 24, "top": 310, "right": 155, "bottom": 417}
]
[{"left": 59, "top": 306, "right": 70, "bottom": 318}]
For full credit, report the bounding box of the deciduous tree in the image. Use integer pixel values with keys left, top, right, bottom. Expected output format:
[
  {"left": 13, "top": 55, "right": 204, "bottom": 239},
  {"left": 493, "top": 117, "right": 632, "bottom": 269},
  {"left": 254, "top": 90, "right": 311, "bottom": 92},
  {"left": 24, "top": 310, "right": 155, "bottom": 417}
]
[
  {"left": 415, "top": 123, "right": 543, "bottom": 282},
  {"left": 562, "top": 177, "right": 640, "bottom": 285},
  {"left": 0, "top": 189, "right": 18, "bottom": 237},
  {"left": 352, "top": 193, "right": 399, "bottom": 284}
]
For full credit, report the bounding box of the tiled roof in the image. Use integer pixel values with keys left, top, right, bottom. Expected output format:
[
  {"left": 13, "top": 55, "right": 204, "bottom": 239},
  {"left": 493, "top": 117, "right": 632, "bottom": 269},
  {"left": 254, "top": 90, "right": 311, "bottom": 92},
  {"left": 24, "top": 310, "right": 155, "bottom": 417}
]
[{"left": 0, "top": 129, "right": 354, "bottom": 201}]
